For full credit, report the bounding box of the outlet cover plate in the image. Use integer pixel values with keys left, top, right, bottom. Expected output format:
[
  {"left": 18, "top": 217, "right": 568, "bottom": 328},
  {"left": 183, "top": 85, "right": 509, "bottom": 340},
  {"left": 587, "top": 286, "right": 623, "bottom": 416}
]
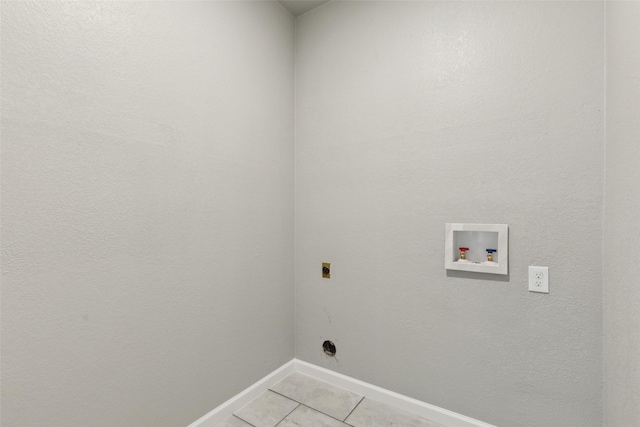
[{"left": 529, "top": 266, "right": 549, "bottom": 293}]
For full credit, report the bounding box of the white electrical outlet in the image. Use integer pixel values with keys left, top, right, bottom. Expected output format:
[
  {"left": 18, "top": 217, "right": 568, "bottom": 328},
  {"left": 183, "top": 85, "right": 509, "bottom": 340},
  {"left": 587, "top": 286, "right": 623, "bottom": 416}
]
[{"left": 529, "top": 266, "right": 549, "bottom": 293}]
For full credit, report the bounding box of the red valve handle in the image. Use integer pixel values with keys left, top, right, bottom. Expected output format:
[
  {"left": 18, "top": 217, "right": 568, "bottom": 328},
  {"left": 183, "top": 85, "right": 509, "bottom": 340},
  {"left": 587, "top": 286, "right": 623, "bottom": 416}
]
[{"left": 459, "top": 247, "right": 469, "bottom": 251}]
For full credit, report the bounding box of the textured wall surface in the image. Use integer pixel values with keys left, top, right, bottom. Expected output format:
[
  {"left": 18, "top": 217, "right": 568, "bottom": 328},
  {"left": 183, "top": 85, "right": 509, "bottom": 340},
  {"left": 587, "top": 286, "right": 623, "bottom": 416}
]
[
  {"left": 6, "top": 1, "right": 635, "bottom": 426},
  {"left": 604, "top": 2, "right": 640, "bottom": 425},
  {"left": 0, "top": 2, "right": 294, "bottom": 426},
  {"left": 294, "top": 2, "right": 604, "bottom": 426}
]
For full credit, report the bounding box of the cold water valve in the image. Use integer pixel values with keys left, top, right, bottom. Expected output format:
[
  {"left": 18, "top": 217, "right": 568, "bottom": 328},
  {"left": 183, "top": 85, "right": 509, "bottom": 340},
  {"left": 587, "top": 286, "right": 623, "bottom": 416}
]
[{"left": 486, "top": 249, "right": 496, "bottom": 263}]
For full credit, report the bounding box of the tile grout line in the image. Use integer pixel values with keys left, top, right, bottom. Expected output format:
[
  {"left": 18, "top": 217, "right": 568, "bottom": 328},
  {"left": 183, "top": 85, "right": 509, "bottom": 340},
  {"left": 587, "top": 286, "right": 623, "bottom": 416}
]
[
  {"left": 267, "top": 387, "right": 359, "bottom": 426},
  {"left": 343, "top": 395, "right": 365, "bottom": 424},
  {"left": 267, "top": 389, "right": 337, "bottom": 420},
  {"left": 232, "top": 414, "right": 257, "bottom": 427},
  {"left": 273, "top": 403, "right": 301, "bottom": 427},
  {"left": 297, "top": 402, "right": 356, "bottom": 426},
  {"left": 267, "top": 388, "right": 303, "bottom": 404}
]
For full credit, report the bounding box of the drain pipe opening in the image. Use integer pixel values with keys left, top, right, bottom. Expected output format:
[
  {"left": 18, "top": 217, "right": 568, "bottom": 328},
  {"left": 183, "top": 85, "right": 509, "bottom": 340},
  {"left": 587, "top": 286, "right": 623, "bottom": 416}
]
[{"left": 322, "top": 340, "right": 336, "bottom": 356}]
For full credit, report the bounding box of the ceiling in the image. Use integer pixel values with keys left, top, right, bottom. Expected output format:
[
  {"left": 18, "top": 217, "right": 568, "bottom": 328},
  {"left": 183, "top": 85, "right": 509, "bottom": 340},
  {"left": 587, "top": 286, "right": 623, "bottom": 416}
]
[{"left": 277, "top": 0, "right": 331, "bottom": 17}]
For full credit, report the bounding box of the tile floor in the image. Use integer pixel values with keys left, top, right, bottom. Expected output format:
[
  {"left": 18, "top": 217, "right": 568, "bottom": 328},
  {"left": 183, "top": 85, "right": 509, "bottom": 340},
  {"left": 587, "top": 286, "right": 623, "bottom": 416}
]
[{"left": 214, "top": 372, "right": 445, "bottom": 427}]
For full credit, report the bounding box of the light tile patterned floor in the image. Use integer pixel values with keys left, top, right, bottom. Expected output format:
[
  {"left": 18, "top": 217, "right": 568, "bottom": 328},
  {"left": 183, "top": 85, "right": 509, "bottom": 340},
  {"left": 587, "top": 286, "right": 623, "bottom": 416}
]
[{"left": 215, "top": 372, "right": 445, "bottom": 427}]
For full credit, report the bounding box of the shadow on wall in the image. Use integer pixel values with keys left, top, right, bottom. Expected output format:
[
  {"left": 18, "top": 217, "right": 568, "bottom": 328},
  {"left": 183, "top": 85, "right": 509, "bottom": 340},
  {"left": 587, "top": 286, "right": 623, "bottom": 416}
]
[{"left": 446, "top": 270, "right": 510, "bottom": 283}]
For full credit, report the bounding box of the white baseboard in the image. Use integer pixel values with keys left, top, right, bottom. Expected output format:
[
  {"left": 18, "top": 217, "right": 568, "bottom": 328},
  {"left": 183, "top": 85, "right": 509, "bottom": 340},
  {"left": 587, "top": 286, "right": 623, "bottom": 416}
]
[
  {"left": 187, "top": 359, "right": 296, "bottom": 427},
  {"left": 188, "top": 358, "right": 495, "bottom": 427},
  {"left": 294, "top": 359, "right": 495, "bottom": 427}
]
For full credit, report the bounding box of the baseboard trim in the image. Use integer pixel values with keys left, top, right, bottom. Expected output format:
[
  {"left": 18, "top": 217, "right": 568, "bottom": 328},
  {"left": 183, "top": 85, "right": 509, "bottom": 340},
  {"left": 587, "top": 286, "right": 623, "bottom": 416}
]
[
  {"left": 187, "top": 359, "right": 296, "bottom": 427},
  {"left": 188, "top": 358, "right": 495, "bottom": 427},
  {"left": 294, "top": 359, "right": 495, "bottom": 427}
]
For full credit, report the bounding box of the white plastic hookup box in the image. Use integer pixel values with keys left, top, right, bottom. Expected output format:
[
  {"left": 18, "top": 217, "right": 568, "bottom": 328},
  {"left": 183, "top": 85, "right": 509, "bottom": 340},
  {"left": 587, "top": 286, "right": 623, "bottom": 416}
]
[{"left": 445, "top": 223, "right": 508, "bottom": 275}]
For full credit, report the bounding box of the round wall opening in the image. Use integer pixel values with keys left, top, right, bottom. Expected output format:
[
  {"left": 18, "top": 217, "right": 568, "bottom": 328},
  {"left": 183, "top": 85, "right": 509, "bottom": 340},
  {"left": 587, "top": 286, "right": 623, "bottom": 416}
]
[{"left": 322, "top": 340, "right": 336, "bottom": 356}]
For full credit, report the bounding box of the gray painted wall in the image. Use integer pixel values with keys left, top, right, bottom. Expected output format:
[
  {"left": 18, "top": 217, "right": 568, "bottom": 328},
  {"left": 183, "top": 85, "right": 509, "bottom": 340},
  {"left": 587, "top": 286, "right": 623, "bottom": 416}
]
[
  {"left": 604, "top": 2, "right": 640, "bottom": 426},
  {"left": 294, "top": 2, "right": 604, "bottom": 426},
  {"left": 4, "top": 1, "right": 638, "bottom": 426},
  {"left": 0, "top": 2, "right": 294, "bottom": 426}
]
